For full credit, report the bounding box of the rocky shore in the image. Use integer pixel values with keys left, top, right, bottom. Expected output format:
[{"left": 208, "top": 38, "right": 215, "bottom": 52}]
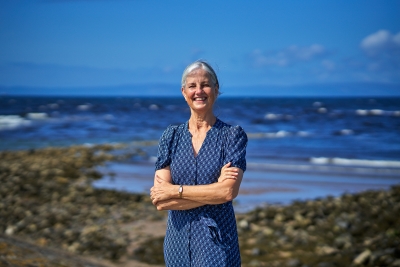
[
  {"left": 0, "top": 144, "right": 165, "bottom": 266},
  {"left": 236, "top": 185, "right": 400, "bottom": 266},
  {"left": 1, "top": 145, "right": 399, "bottom": 266}
]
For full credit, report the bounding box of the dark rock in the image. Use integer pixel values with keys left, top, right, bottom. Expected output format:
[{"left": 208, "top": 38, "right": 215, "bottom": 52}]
[
  {"left": 286, "top": 258, "right": 301, "bottom": 267},
  {"left": 317, "top": 262, "right": 335, "bottom": 267}
]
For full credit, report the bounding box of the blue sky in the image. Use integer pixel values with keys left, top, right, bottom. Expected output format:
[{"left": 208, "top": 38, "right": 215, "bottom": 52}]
[{"left": 0, "top": 0, "right": 399, "bottom": 96}]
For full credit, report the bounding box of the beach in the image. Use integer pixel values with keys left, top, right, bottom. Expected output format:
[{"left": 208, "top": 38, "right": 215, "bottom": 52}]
[
  {"left": 1, "top": 144, "right": 400, "bottom": 267},
  {"left": 1, "top": 96, "right": 400, "bottom": 266},
  {"left": 0, "top": 144, "right": 166, "bottom": 267}
]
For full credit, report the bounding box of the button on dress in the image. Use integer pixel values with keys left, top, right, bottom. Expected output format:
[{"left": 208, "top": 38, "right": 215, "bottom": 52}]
[{"left": 155, "top": 118, "right": 247, "bottom": 267}]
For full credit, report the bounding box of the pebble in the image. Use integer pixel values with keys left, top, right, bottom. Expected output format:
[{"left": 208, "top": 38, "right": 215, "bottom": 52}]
[{"left": 353, "top": 249, "right": 371, "bottom": 265}]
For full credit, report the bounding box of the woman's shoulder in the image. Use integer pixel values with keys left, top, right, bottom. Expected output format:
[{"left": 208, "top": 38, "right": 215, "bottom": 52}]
[
  {"left": 160, "top": 122, "right": 186, "bottom": 141},
  {"left": 217, "top": 119, "right": 246, "bottom": 134},
  {"left": 163, "top": 122, "right": 185, "bottom": 133}
]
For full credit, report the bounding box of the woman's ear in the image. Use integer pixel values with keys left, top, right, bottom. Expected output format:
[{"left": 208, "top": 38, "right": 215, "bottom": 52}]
[{"left": 181, "top": 87, "right": 187, "bottom": 101}]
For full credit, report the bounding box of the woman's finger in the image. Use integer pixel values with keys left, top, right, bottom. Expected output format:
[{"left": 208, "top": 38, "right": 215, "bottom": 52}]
[
  {"left": 222, "top": 162, "right": 231, "bottom": 170},
  {"left": 224, "top": 170, "right": 238, "bottom": 177}
]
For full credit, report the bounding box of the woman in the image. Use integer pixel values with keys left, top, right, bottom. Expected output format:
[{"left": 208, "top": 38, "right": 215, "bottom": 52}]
[{"left": 150, "top": 60, "right": 247, "bottom": 266}]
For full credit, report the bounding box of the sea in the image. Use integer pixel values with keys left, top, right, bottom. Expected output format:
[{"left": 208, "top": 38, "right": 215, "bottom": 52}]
[{"left": 1, "top": 96, "right": 400, "bottom": 211}]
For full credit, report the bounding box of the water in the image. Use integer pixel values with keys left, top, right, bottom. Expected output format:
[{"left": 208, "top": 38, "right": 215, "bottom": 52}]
[
  {"left": 1, "top": 95, "right": 400, "bottom": 210},
  {"left": 2, "top": 96, "right": 399, "bottom": 161}
]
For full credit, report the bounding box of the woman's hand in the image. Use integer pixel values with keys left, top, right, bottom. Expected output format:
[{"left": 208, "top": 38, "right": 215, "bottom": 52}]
[
  {"left": 150, "top": 175, "right": 176, "bottom": 205},
  {"left": 218, "top": 162, "right": 239, "bottom": 182}
]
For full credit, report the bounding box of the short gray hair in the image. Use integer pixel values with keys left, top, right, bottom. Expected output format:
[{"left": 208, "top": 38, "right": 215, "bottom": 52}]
[{"left": 181, "top": 60, "right": 219, "bottom": 89}]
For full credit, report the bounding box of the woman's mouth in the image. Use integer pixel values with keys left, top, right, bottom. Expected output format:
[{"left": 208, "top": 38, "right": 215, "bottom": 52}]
[{"left": 194, "top": 97, "right": 207, "bottom": 101}]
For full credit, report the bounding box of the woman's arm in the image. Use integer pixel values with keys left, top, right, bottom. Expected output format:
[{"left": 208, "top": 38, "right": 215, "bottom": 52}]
[
  {"left": 151, "top": 162, "right": 242, "bottom": 207},
  {"left": 182, "top": 165, "right": 243, "bottom": 204},
  {"left": 152, "top": 166, "right": 206, "bottom": 210},
  {"left": 154, "top": 198, "right": 205, "bottom": 211}
]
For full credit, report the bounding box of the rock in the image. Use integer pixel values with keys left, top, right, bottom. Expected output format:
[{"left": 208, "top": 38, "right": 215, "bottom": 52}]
[
  {"left": 315, "top": 245, "right": 338, "bottom": 256},
  {"left": 249, "top": 259, "right": 262, "bottom": 266},
  {"left": 274, "top": 213, "right": 285, "bottom": 223},
  {"left": 353, "top": 249, "right": 371, "bottom": 265},
  {"left": 262, "top": 226, "right": 274, "bottom": 236},
  {"left": 392, "top": 259, "right": 400, "bottom": 266},
  {"left": 5, "top": 226, "right": 15, "bottom": 236},
  {"left": 334, "top": 234, "right": 352, "bottom": 249},
  {"left": 246, "top": 238, "right": 257, "bottom": 246},
  {"left": 251, "top": 247, "right": 261, "bottom": 256},
  {"left": 278, "top": 251, "right": 292, "bottom": 258},
  {"left": 286, "top": 258, "right": 301, "bottom": 267},
  {"left": 238, "top": 219, "right": 249, "bottom": 230}
]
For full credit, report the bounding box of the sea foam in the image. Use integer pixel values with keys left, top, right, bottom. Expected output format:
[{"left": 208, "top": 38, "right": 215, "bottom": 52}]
[
  {"left": 310, "top": 157, "right": 400, "bottom": 168},
  {"left": 0, "top": 115, "right": 31, "bottom": 130}
]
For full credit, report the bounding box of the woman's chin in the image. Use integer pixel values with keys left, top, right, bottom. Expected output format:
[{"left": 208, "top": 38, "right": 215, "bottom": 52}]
[
  {"left": 193, "top": 100, "right": 215, "bottom": 108},
  {"left": 191, "top": 105, "right": 210, "bottom": 113}
]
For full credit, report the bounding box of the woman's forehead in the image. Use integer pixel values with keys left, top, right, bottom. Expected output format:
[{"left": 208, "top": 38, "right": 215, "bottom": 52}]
[{"left": 185, "top": 69, "right": 211, "bottom": 82}]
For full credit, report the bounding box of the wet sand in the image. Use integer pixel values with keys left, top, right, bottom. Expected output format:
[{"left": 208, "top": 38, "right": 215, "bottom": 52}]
[{"left": 93, "top": 160, "right": 400, "bottom": 213}]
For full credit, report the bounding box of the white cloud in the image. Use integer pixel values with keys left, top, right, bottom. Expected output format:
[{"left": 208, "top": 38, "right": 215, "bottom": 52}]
[
  {"left": 394, "top": 33, "right": 400, "bottom": 46},
  {"left": 250, "top": 44, "right": 328, "bottom": 68},
  {"left": 360, "top": 30, "right": 400, "bottom": 56},
  {"left": 247, "top": 35, "right": 400, "bottom": 84},
  {"left": 287, "top": 44, "right": 326, "bottom": 60},
  {"left": 357, "top": 30, "right": 400, "bottom": 80}
]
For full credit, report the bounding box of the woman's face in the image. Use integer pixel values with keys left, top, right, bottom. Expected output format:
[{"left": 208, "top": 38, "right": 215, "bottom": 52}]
[{"left": 182, "top": 69, "right": 218, "bottom": 114}]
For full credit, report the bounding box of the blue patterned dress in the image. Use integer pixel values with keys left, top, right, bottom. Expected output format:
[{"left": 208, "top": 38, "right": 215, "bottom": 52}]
[{"left": 155, "top": 118, "right": 247, "bottom": 267}]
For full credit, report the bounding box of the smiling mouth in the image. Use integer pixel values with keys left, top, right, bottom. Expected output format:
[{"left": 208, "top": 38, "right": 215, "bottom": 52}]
[{"left": 194, "top": 97, "right": 207, "bottom": 101}]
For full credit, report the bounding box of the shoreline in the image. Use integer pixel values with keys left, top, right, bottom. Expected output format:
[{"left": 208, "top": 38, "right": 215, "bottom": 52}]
[
  {"left": 1, "top": 144, "right": 399, "bottom": 266},
  {"left": 93, "top": 157, "right": 400, "bottom": 213}
]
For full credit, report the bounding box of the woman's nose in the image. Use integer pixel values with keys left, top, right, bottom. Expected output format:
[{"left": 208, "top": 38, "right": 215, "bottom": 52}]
[{"left": 195, "top": 86, "right": 203, "bottom": 93}]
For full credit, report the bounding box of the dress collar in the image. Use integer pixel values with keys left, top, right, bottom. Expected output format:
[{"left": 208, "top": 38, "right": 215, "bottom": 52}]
[{"left": 185, "top": 117, "right": 221, "bottom": 137}]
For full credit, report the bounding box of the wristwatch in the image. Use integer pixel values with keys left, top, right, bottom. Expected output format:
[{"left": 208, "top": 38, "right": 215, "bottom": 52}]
[{"left": 179, "top": 185, "right": 183, "bottom": 198}]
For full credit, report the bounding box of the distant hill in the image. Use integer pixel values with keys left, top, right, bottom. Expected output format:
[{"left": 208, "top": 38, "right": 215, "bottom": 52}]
[{"left": 1, "top": 82, "right": 399, "bottom": 97}]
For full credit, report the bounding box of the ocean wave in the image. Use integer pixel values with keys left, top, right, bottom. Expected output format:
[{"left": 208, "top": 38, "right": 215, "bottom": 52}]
[
  {"left": 247, "top": 161, "right": 400, "bottom": 177},
  {"left": 310, "top": 157, "right": 400, "bottom": 168},
  {"left": 355, "top": 109, "right": 400, "bottom": 116},
  {"left": 264, "top": 113, "right": 293, "bottom": 120},
  {"left": 333, "top": 129, "right": 354, "bottom": 135},
  {"left": 77, "top": 104, "right": 92, "bottom": 111},
  {"left": 0, "top": 115, "right": 31, "bottom": 130},
  {"left": 248, "top": 130, "right": 310, "bottom": 139},
  {"left": 27, "top": 112, "right": 48, "bottom": 120},
  {"left": 0, "top": 113, "right": 50, "bottom": 131}
]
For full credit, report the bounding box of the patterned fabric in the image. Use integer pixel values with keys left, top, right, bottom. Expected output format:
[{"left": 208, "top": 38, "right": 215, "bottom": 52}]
[{"left": 155, "top": 118, "right": 247, "bottom": 267}]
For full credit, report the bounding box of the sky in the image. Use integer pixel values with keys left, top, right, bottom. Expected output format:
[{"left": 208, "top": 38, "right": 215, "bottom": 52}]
[{"left": 0, "top": 0, "right": 399, "bottom": 96}]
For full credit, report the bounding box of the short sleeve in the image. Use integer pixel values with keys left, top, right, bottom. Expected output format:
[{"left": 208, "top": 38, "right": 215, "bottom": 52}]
[
  {"left": 224, "top": 125, "right": 248, "bottom": 172},
  {"left": 155, "top": 125, "right": 177, "bottom": 170}
]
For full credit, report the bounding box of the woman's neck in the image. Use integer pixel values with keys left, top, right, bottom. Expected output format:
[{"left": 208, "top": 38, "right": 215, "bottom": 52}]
[{"left": 188, "top": 111, "right": 216, "bottom": 133}]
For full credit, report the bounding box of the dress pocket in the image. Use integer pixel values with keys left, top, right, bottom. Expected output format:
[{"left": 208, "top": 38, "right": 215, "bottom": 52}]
[{"left": 200, "top": 216, "right": 231, "bottom": 248}]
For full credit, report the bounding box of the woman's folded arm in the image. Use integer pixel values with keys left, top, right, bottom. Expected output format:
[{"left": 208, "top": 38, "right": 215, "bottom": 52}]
[
  {"left": 151, "top": 163, "right": 243, "bottom": 208},
  {"left": 155, "top": 198, "right": 205, "bottom": 211}
]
